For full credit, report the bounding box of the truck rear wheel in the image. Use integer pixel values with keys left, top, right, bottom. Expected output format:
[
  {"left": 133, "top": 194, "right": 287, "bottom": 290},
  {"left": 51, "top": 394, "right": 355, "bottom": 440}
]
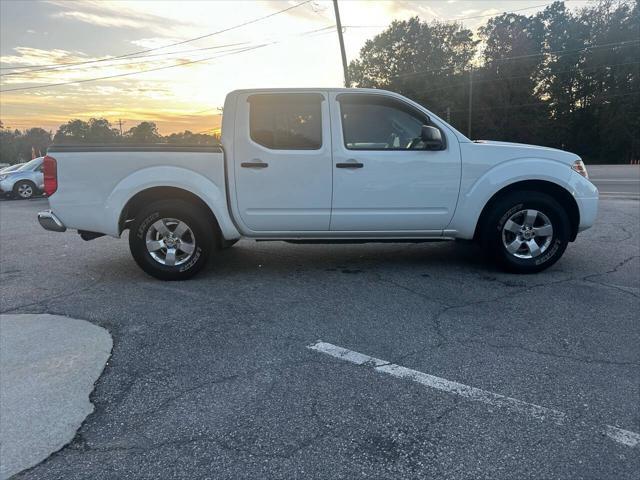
[
  {"left": 128, "top": 199, "right": 214, "bottom": 280},
  {"left": 482, "top": 191, "right": 570, "bottom": 273}
]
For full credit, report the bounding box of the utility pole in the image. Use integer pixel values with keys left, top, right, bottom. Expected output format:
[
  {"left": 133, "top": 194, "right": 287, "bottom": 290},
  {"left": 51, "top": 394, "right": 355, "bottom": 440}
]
[
  {"left": 333, "top": 0, "right": 350, "bottom": 88},
  {"left": 446, "top": 106, "right": 451, "bottom": 123},
  {"left": 117, "top": 119, "right": 125, "bottom": 136},
  {"left": 467, "top": 66, "right": 473, "bottom": 138}
]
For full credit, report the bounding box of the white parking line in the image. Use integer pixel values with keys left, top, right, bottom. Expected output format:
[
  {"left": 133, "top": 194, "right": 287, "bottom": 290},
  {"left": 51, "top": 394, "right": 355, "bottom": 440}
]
[{"left": 308, "top": 341, "right": 640, "bottom": 448}]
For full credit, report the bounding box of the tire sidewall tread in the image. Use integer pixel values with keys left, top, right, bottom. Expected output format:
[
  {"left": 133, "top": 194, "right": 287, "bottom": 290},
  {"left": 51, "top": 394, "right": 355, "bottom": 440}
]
[
  {"left": 484, "top": 191, "right": 570, "bottom": 273},
  {"left": 129, "top": 199, "right": 214, "bottom": 280}
]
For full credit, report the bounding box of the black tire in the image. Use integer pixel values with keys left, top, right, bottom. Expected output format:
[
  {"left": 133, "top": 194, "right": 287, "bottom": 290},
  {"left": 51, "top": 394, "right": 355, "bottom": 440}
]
[
  {"left": 481, "top": 191, "right": 570, "bottom": 273},
  {"left": 129, "top": 199, "right": 215, "bottom": 280},
  {"left": 13, "top": 180, "right": 36, "bottom": 199}
]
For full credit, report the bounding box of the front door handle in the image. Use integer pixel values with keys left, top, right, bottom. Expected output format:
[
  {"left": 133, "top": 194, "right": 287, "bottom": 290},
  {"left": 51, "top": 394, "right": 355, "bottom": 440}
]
[
  {"left": 241, "top": 161, "right": 268, "bottom": 169},
  {"left": 336, "top": 162, "right": 364, "bottom": 169}
]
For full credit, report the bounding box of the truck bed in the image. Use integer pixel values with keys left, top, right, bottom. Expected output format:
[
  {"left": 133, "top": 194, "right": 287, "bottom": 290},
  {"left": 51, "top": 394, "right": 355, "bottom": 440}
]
[{"left": 46, "top": 144, "right": 229, "bottom": 237}]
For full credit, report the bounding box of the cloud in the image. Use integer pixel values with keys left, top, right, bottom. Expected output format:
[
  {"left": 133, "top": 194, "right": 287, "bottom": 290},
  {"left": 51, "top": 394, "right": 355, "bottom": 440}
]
[
  {"left": 130, "top": 37, "right": 184, "bottom": 49},
  {"left": 480, "top": 9, "right": 501, "bottom": 17},
  {"left": 384, "top": 0, "right": 442, "bottom": 21},
  {"left": 261, "top": 0, "right": 330, "bottom": 23},
  {"left": 52, "top": 11, "right": 150, "bottom": 29},
  {"left": 0, "top": 41, "right": 236, "bottom": 88},
  {"left": 44, "top": 0, "right": 193, "bottom": 36},
  {"left": 0, "top": 47, "right": 91, "bottom": 67}
]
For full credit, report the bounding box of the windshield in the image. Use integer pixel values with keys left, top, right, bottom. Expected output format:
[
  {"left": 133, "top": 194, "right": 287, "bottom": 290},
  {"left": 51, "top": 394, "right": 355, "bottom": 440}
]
[{"left": 16, "top": 157, "right": 43, "bottom": 171}]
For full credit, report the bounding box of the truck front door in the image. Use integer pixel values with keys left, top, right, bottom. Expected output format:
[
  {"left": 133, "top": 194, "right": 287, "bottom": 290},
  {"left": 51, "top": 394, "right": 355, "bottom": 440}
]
[{"left": 329, "top": 92, "right": 461, "bottom": 232}]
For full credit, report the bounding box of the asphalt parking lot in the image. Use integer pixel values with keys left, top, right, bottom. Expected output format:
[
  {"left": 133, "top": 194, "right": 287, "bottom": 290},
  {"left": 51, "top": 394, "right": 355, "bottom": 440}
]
[{"left": 1, "top": 194, "right": 638, "bottom": 479}]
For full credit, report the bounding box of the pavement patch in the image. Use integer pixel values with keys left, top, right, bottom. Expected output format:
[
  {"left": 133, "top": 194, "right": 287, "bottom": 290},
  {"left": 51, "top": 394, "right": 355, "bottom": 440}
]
[{"left": 0, "top": 314, "right": 112, "bottom": 479}]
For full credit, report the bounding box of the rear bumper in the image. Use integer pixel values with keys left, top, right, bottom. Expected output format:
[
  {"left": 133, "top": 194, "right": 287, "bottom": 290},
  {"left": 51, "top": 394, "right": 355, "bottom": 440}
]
[{"left": 38, "top": 210, "right": 66, "bottom": 232}]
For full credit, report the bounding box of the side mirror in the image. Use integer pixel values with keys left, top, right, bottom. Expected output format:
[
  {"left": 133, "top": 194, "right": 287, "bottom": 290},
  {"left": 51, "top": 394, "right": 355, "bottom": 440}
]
[{"left": 421, "top": 125, "right": 444, "bottom": 150}]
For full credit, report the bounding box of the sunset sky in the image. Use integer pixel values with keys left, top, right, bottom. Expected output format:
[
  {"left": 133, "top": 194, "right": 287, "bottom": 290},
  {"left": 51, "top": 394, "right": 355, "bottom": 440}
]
[{"left": 0, "top": 0, "right": 593, "bottom": 135}]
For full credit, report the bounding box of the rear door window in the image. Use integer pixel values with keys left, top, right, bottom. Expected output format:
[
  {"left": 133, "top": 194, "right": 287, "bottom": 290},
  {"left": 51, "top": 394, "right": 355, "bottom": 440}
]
[{"left": 248, "top": 93, "right": 323, "bottom": 150}]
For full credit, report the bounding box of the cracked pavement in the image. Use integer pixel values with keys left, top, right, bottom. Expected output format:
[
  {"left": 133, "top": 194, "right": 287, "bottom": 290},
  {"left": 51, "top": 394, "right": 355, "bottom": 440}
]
[{"left": 1, "top": 197, "right": 638, "bottom": 479}]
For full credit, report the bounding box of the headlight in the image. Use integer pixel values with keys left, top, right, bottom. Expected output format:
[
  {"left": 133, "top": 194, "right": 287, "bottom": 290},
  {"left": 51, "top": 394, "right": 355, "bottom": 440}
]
[
  {"left": 0, "top": 174, "right": 7, "bottom": 181},
  {"left": 571, "top": 159, "right": 588, "bottom": 179}
]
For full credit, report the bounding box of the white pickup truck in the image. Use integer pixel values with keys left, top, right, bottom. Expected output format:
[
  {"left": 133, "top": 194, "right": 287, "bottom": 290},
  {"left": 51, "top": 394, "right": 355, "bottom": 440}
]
[{"left": 38, "top": 88, "right": 598, "bottom": 280}]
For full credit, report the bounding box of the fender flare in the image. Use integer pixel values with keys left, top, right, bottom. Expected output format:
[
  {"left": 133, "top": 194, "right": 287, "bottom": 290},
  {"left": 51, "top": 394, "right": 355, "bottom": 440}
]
[
  {"left": 449, "top": 157, "right": 575, "bottom": 239},
  {"left": 103, "top": 165, "right": 240, "bottom": 239}
]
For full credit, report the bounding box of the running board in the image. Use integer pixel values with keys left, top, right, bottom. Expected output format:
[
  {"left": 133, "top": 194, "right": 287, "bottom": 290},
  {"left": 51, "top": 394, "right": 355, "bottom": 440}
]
[{"left": 259, "top": 238, "right": 453, "bottom": 245}]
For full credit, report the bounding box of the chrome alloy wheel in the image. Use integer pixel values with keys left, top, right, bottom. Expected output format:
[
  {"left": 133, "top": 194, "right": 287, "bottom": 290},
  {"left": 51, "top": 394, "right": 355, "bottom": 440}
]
[
  {"left": 17, "top": 183, "right": 33, "bottom": 198},
  {"left": 501, "top": 209, "right": 554, "bottom": 259},
  {"left": 145, "top": 218, "right": 196, "bottom": 266}
]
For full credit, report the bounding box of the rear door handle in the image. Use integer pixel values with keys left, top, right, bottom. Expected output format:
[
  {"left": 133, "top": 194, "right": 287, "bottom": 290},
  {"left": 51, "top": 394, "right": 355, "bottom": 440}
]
[
  {"left": 336, "top": 162, "right": 364, "bottom": 169},
  {"left": 241, "top": 161, "right": 268, "bottom": 169}
]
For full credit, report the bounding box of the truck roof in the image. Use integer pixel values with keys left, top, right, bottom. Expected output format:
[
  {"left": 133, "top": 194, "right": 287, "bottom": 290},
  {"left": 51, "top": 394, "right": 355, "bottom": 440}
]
[{"left": 228, "top": 87, "right": 390, "bottom": 95}]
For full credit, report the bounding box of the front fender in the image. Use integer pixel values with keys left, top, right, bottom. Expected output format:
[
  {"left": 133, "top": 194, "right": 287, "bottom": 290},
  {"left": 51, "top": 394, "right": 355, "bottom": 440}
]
[
  {"left": 1, "top": 173, "right": 30, "bottom": 191},
  {"left": 105, "top": 166, "right": 239, "bottom": 239},
  {"left": 449, "top": 157, "right": 575, "bottom": 239}
]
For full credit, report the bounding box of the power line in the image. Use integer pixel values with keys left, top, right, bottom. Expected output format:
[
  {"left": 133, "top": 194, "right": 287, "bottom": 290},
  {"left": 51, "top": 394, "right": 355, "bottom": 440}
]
[
  {"left": 404, "top": 60, "right": 640, "bottom": 93},
  {"left": 1, "top": 25, "right": 335, "bottom": 77},
  {"left": 194, "top": 127, "right": 218, "bottom": 134},
  {"left": 0, "top": 25, "right": 336, "bottom": 93},
  {"left": 332, "top": 2, "right": 560, "bottom": 29},
  {"left": 190, "top": 107, "right": 222, "bottom": 115},
  {"left": 2, "top": 25, "right": 336, "bottom": 79},
  {"left": 451, "top": 2, "right": 556, "bottom": 21},
  {"left": 491, "top": 39, "right": 640, "bottom": 63},
  {"left": 0, "top": 42, "right": 251, "bottom": 76},
  {"left": 391, "top": 39, "right": 640, "bottom": 80},
  {"left": 479, "top": 60, "right": 640, "bottom": 82},
  {"left": 0, "top": 0, "right": 569, "bottom": 76},
  {"left": 0, "top": 0, "right": 312, "bottom": 72},
  {"left": 447, "top": 90, "right": 640, "bottom": 114},
  {"left": 0, "top": 44, "right": 270, "bottom": 93},
  {"left": 0, "top": 44, "right": 258, "bottom": 80}
]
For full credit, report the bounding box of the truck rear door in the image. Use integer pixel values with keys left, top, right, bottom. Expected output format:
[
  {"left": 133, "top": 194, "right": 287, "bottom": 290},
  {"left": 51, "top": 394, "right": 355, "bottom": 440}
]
[{"left": 232, "top": 91, "right": 332, "bottom": 231}]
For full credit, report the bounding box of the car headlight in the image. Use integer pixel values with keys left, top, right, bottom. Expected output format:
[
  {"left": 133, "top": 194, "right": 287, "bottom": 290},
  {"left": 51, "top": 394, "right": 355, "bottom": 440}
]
[
  {"left": 0, "top": 174, "right": 7, "bottom": 181},
  {"left": 571, "top": 159, "right": 588, "bottom": 179}
]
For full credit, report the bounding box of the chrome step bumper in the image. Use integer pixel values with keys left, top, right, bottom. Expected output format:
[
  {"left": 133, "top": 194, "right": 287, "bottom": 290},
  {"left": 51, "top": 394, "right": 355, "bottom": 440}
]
[{"left": 37, "top": 210, "right": 66, "bottom": 232}]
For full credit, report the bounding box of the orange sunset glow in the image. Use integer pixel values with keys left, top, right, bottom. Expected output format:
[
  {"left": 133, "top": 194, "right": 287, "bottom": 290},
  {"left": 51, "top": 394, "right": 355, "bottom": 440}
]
[{"left": 1, "top": 0, "right": 593, "bottom": 135}]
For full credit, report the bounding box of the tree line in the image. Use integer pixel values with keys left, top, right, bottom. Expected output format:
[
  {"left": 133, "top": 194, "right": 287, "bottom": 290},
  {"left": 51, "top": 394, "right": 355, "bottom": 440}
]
[
  {"left": 349, "top": 0, "right": 639, "bottom": 164},
  {"left": 0, "top": 119, "right": 219, "bottom": 164},
  {"left": 1, "top": 0, "right": 637, "bottom": 165}
]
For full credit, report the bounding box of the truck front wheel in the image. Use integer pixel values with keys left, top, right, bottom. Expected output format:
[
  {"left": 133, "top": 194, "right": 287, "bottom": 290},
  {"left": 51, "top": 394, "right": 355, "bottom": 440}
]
[
  {"left": 128, "top": 199, "right": 214, "bottom": 280},
  {"left": 482, "top": 191, "right": 570, "bottom": 273}
]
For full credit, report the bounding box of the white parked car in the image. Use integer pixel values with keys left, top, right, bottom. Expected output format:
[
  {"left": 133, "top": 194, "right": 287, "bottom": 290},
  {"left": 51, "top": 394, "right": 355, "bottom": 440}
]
[
  {"left": 0, "top": 157, "right": 44, "bottom": 199},
  {"left": 38, "top": 88, "right": 598, "bottom": 280}
]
